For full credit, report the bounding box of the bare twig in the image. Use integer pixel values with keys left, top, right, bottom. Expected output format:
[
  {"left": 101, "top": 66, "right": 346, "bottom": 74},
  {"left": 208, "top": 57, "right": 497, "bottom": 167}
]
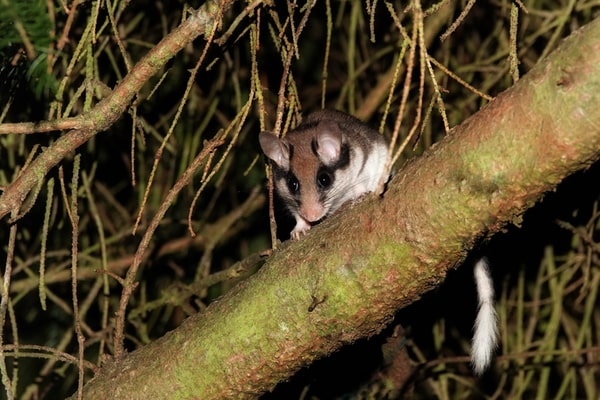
[{"left": 0, "top": 2, "right": 233, "bottom": 221}]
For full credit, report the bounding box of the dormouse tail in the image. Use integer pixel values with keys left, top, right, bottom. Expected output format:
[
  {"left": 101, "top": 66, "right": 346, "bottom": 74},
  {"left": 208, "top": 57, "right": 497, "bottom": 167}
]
[{"left": 471, "top": 258, "right": 498, "bottom": 375}]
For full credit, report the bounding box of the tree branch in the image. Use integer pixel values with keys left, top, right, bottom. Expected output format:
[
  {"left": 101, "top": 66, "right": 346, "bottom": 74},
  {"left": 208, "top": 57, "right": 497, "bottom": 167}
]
[
  {"left": 75, "top": 17, "right": 600, "bottom": 400},
  {"left": 0, "top": 1, "right": 233, "bottom": 221}
]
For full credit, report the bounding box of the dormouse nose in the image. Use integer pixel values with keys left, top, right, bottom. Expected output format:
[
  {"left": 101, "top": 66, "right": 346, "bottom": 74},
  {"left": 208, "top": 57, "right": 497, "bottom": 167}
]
[{"left": 300, "top": 201, "right": 326, "bottom": 223}]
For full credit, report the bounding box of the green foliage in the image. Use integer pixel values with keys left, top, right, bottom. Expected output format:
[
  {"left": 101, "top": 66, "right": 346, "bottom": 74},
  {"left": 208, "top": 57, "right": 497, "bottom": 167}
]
[
  {"left": 0, "top": 0, "right": 52, "bottom": 49},
  {"left": 0, "top": 0, "right": 55, "bottom": 102}
]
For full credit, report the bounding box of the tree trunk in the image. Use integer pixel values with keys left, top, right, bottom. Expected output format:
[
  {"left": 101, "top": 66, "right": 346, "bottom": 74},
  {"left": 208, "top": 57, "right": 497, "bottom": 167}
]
[{"left": 75, "top": 17, "right": 600, "bottom": 400}]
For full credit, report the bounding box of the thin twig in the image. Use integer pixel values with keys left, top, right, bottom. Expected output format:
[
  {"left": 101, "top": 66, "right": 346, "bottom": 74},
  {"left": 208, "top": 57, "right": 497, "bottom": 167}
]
[
  {"left": 0, "top": 3, "right": 233, "bottom": 221},
  {"left": 113, "top": 137, "right": 225, "bottom": 358}
]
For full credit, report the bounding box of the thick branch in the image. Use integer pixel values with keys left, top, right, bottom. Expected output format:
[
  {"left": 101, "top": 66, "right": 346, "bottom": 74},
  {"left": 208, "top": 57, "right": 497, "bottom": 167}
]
[{"left": 76, "top": 18, "right": 600, "bottom": 400}]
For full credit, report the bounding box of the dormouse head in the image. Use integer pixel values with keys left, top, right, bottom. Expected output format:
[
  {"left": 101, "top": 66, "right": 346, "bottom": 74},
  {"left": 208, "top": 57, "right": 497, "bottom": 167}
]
[{"left": 259, "top": 119, "right": 348, "bottom": 223}]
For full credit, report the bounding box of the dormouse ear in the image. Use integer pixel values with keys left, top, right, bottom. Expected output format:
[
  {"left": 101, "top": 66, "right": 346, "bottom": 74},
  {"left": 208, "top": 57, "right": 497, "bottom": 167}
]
[
  {"left": 259, "top": 131, "right": 290, "bottom": 170},
  {"left": 315, "top": 121, "right": 343, "bottom": 165}
]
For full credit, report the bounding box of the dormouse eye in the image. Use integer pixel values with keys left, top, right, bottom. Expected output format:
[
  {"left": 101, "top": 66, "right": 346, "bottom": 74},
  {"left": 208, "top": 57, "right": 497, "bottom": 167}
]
[
  {"left": 317, "top": 171, "right": 333, "bottom": 189},
  {"left": 287, "top": 176, "right": 300, "bottom": 193}
]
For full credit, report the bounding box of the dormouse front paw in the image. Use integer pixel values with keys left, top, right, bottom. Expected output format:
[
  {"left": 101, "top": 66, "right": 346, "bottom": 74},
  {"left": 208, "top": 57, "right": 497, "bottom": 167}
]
[{"left": 290, "top": 217, "right": 312, "bottom": 240}]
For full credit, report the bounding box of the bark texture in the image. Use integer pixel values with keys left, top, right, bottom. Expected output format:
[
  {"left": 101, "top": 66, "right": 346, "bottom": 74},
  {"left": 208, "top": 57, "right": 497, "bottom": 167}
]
[{"left": 76, "top": 17, "right": 600, "bottom": 400}]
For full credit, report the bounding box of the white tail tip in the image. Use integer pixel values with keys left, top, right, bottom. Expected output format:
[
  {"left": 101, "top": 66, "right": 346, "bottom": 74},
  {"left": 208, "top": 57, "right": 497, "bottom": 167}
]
[{"left": 471, "top": 258, "right": 498, "bottom": 375}]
